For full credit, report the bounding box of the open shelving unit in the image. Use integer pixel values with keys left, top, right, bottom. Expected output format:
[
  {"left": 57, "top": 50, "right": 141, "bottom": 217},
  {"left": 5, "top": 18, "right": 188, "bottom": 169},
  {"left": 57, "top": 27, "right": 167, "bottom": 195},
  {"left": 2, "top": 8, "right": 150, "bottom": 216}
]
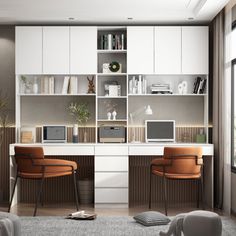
[{"left": 15, "top": 26, "right": 209, "bottom": 144}]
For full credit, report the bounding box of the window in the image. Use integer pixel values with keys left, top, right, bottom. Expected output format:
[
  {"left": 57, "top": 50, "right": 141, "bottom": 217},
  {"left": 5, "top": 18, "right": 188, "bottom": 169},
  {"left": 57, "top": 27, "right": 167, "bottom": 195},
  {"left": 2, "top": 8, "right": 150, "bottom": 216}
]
[
  {"left": 232, "top": 59, "right": 236, "bottom": 170},
  {"left": 231, "top": 22, "right": 236, "bottom": 170}
]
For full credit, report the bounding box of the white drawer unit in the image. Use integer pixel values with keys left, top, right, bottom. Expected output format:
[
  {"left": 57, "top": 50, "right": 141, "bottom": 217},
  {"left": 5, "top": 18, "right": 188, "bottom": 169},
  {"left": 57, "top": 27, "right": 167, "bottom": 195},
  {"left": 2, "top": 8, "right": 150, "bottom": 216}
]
[
  {"left": 95, "top": 173, "right": 128, "bottom": 188},
  {"left": 95, "top": 145, "right": 129, "bottom": 205},
  {"left": 95, "top": 156, "right": 128, "bottom": 172},
  {"left": 95, "top": 145, "right": 128, "bottom": 156},
  {"left": 95, "top": 188, "right": 128, "bottom": 203}
]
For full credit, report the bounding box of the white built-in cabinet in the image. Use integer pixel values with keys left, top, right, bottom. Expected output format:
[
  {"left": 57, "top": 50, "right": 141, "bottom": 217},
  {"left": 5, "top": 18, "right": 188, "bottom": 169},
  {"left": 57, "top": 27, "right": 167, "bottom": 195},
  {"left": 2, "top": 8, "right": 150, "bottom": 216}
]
[
  {"left": 155, "top": 27, "right": 182, "bottom": 74},
  {"left": 127, "top": 27, "right": 154, "bottom": 74},
  {"left": 43, "top": 27, "right": 70, "bottom": 74},
  {"left": 16, "top": 27, "right": 43, "bottom": 74},
  {"left": 182, "top": 26, "right": 209, "bottom": 74},
  {"left": 70, "top": 27, "right": 97, "bottom": 74}
]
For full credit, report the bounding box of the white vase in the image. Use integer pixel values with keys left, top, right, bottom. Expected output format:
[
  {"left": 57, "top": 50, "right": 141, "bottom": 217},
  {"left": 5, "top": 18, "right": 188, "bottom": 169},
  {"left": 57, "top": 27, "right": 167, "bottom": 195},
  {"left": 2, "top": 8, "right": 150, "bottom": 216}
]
[
  {"left": 73, "top": 124, "right": 78, "bottom": 143},
  {"left": 107, "top": 112, "right": 111, "bottom": 120},
  {"left": 33, "top": 81, "right": 38, "bottom": 94},
  {"left": 112, "top": 110, "right": 117, "bottom": 120}
]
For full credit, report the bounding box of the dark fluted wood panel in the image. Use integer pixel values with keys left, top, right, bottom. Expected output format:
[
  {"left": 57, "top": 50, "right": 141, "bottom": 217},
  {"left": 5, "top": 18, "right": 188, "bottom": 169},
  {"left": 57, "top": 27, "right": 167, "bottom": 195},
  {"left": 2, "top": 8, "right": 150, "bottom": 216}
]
[
  {"left": 129, "top": 156, "right": 199, "bottom": 207},
  {"left": 128, "top": 127, "right": 205, "bottom": 143},
  {"left": 36, "top": 127, "right": 95, "bottom": 143},
  {"left": 20, "top": 156, "right": 94, "bottom": 203},
  {"left": 0, "top": 127, "right": 15, "bottom": 202}
]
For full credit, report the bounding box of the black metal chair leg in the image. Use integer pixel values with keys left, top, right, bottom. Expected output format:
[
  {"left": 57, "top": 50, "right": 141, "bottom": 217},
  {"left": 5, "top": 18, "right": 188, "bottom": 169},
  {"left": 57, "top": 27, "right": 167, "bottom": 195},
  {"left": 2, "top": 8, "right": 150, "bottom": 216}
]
[
  {"left": 34, "top": 177, "right": 44, "bottom": 217},
  {"left": 201, "top": 170, "right": 205, "bottom": 210},
  {"left": 163, "top": 176, "right": 167, "bottom": 216},
  {"left": 149, "top": 167, "right": 152, "bottom": 209},
  {"left": 8, "top": 175, "right": 18, "bottom": 212},
  {"left": 197, "top": 179, "right": 200, "bottom": 208},
  {"left": 73, "top": 170, "right": 79, "bottom": 211}
]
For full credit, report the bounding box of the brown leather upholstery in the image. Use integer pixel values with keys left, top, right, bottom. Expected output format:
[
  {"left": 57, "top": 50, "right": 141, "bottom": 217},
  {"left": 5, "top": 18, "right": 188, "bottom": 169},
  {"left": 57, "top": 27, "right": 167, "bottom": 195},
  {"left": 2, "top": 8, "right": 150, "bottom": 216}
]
[
  {"left": 151, "top": 147, "right": 203, "bottom": 179},
  {"left": 14, "top": 146, "right": 77, "bottom": 179},
  {"left": 9, "top": 146, "right": 79, "bottom": 216},
  {"left": 149, "top": 147, "right": 204, "bottom": 215}
]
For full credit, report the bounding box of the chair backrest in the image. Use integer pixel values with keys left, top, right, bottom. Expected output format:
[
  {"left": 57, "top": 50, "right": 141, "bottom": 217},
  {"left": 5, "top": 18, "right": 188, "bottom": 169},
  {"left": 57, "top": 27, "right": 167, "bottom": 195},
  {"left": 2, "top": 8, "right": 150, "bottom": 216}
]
[
  {"left": 163, "top": 147, "right": 203, "bottom": 175},
  {"left": 14, "top": 146, "right": 44, "bottom": 174}
]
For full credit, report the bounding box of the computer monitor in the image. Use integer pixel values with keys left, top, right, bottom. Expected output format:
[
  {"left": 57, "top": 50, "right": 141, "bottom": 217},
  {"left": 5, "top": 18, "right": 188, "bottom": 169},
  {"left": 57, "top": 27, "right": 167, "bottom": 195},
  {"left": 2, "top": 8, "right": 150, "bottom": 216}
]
[
  {"left": 42, "top": 125, "right": 67, "bottom": 143},
  {"left": 145, "top": 120, "right": 175, "bottom": 142}
]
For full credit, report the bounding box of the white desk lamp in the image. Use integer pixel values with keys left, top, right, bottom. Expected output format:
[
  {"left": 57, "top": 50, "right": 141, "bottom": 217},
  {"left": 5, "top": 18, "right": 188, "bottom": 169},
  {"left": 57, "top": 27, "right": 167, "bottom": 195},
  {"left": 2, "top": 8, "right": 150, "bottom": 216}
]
[{"left": 129, "top": 105, "right": 153, "bottom": 143}]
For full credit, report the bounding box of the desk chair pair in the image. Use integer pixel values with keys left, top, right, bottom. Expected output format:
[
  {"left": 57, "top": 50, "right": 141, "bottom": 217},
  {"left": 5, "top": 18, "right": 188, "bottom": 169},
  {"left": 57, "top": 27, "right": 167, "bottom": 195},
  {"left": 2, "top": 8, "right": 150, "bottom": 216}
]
[
  {"left": 149, "top": 147, "right": 204, "bottom": 215},
  {"left": 8, "top": 146, "right": 79, "bottom": 216}
]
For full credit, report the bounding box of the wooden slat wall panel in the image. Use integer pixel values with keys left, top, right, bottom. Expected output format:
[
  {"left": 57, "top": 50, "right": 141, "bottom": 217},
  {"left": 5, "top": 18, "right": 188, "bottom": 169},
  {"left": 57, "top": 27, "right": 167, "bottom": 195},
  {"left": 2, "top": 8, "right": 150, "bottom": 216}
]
[
  {"left": 129, "top": 156, "right": 199, "bottom": 207},
  {"left": 20, "top": 156, "right": 94, "bottom": 203},
  {"left": 36, "top": 127, "right": 95, "bottom": 143},
  {"left": 128, "top": 127, "right": 205, "bottom": 143},
  {"left": 0, "top": 127, "right": 15, "bottom": 202}
]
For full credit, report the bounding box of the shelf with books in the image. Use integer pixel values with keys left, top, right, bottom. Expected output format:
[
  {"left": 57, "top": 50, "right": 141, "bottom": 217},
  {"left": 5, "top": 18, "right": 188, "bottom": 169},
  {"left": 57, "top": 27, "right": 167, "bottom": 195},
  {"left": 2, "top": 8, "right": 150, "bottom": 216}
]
[
  {"left": 128, "top": 74, "right": 208, "bottom": 95},
  {"left": 97, "top": 50, "right": 127, "bottom": 54},
  {"left": 97, "top": 28, "right": 126, "bottom": 50},
  {"left": 18, "top": 93, "right": 96, "bottom": 96},
  {"left": 128, "top": 93, "right": 207, "bottom": 97}
]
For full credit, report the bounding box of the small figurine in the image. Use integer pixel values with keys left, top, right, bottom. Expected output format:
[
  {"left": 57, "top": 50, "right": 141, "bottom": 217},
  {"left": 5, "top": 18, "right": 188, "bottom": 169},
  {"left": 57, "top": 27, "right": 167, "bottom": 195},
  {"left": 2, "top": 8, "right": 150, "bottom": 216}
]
[{"left": 87, "top": 76, "right": 95, "bottom": 94}]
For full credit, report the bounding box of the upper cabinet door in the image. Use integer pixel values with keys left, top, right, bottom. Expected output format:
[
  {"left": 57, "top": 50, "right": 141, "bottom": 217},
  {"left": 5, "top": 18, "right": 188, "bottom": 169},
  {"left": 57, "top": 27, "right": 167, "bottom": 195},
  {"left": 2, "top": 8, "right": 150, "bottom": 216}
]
[
  {"left": 70, "top": 27, "right": 97, "bottom": 74},
  {"left": 43, "top": 27, "right": 69, "bottom": 74},
  {"left": 155, "top": 27, "right": 181, "bottom": 74},
  {"left": 127, "top": 27, "right": 154, "bottom": 74},
  {"left": 182, "top": 26, "right": 209, "bottom": 74},
  {"left": 16, "top": 27, "right": 43, "bottom": 74}
]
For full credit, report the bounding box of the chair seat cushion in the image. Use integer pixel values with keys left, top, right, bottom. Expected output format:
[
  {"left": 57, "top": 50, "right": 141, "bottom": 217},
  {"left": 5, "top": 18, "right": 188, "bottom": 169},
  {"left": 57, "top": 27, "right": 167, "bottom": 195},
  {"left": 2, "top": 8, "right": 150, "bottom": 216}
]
[
  {"left": 133, "top": 211, "right": 170, "bottom": 226},
  {"left": 19, "top": 159, "right": 77, "bottom": 179},
  {"left": 152, "top": 170, "right": 201, "bottom": 179}
]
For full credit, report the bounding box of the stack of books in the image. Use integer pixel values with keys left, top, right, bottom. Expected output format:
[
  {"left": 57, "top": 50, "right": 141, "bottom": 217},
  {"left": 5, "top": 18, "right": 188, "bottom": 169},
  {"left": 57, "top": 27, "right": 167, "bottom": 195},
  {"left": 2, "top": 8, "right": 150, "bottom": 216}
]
[
  {"left": 193, "top": 77, "right": 207, "bottom": 94},
  {"left": 150, "top": 83, "right": 172, "bottom": 94},
  {"left": 100, "top": 33, "right": 125, "bottom": 50}
]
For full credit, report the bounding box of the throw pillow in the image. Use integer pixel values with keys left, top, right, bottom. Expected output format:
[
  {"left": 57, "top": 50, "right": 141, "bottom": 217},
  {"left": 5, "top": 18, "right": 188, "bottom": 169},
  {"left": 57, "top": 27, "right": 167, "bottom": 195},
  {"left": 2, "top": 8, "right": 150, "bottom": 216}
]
[{"left": 133, "top": 211, "right": 170, "bottom": 226}]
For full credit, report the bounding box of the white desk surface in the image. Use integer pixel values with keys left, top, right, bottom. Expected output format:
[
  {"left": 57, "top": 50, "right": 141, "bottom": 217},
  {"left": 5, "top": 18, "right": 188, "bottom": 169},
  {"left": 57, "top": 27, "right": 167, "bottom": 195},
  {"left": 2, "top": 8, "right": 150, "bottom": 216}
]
[{"left": 10, "top": 143, "right": 214, "bottom": 156}]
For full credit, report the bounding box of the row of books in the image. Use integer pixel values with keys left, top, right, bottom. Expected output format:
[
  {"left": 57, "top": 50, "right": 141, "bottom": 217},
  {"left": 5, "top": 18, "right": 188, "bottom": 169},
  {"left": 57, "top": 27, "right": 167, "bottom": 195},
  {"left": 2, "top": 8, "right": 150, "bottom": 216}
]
[
  {"left": 62, "top": 76, "right": 78, "bottom": 94},
  {"left": 40, "top": 76, "right": 78, "bottom": 94},
  {"left": 193, "top": 77, "right": 207, "bottom": 94},
  {"left": 40, "top": 76, "right": 55, "bottom": 94},
  {"left": 100, "top": 34, "right": 125, "bottom": 50},
  {"left": 129, "top": 75, "right": 147, "bottom": 94}
]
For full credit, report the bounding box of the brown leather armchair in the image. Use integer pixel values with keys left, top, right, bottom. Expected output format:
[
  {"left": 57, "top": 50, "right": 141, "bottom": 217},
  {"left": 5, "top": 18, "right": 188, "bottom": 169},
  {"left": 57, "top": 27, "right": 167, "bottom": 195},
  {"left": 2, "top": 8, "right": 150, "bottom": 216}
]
[
  {"left": 149, "top": 147, "right": 204, "bottom": 215},
  {"left": 8, "top": 146, "right": 79, "bottom": 216}
]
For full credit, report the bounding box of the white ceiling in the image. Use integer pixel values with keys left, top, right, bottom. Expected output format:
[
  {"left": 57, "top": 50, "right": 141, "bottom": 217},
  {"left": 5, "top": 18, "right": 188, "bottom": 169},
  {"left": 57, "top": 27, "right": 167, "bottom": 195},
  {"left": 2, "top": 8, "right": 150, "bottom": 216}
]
[{"left": 0, "top": 0, "right": 230, "bottom": 24}]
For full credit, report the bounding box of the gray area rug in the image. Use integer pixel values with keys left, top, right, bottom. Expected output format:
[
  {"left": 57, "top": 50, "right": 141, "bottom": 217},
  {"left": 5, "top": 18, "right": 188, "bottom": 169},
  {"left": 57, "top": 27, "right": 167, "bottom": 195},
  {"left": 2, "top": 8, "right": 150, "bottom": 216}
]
[{"left": 20, "top": 216, "right": 236, "bottom": 236}]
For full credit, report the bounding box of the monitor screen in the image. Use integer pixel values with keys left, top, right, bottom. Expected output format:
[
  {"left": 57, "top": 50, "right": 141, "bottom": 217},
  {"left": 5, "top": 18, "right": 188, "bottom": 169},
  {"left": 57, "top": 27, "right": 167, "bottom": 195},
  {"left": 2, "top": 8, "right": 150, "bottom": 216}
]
[
  {"left": 145, "top": 120, "right": 175, "bottom": 142},
  {"left": 42, "top": 126, "right": 67, "bottom": 143}
]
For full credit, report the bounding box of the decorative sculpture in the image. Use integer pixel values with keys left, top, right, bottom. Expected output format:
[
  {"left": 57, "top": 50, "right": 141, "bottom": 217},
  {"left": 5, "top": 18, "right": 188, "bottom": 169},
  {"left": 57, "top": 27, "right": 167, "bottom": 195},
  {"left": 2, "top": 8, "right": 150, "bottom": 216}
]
[{"left": 87, "top": 76, "right": 95, "bottom": 94}]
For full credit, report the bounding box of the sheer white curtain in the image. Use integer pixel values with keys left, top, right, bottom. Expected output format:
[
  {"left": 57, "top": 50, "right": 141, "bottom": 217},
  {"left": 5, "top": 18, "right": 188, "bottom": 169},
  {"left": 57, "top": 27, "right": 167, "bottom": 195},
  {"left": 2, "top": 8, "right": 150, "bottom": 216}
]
[{"left": 223, "top": 6, "right": 232, "bottom": 214}]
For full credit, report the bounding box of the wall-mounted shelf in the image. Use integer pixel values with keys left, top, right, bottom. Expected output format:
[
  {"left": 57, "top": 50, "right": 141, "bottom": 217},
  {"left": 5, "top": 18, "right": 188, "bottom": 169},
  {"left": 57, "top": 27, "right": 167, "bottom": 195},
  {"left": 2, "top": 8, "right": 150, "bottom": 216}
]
[
  {"left": 128, "top": 94, "right": 207, "bottom": 97},
  {"left": 97, "top": 50, "right": 127, "bottom": 54},
  {"left": 97, "top": 73, "right": 126, "bottom": 76},
  {"left": 18, "top": 93, "right": 96, "bottom": 96}
]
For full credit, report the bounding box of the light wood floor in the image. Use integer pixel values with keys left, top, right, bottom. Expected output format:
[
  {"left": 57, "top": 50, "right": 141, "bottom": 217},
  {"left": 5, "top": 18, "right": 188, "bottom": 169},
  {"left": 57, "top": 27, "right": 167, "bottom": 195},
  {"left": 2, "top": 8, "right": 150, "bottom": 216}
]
[{"left": 1, "top": 202, "right": 233, "bottom": 218}]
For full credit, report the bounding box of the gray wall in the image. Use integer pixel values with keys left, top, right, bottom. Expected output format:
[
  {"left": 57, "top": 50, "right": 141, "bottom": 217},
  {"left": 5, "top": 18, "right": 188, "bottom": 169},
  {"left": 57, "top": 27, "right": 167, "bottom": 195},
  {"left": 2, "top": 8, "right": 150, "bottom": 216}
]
[{"left": 0, "top": 26, "right": 15, "bottom": 124}]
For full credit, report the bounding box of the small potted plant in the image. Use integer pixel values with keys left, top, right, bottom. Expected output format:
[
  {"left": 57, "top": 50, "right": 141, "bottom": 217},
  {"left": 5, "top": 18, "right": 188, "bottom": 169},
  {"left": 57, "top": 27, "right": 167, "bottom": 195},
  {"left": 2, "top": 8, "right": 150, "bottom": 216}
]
[
  {"left": 68, "top": 102, "right": 90, "bottom": 143},
  {"left": 20, "top": 75, "right": 32, "bottom": 94}
]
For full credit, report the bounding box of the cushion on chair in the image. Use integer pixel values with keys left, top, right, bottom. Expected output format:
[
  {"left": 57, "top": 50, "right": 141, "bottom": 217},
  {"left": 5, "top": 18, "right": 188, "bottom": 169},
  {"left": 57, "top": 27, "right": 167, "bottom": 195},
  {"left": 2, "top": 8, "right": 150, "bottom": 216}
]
[
  {"left": 133, "top": 211, "right": 170, "bottom": 226},
  {"left": 0, "top": 211, "right": 21, "bottom": 236}
]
